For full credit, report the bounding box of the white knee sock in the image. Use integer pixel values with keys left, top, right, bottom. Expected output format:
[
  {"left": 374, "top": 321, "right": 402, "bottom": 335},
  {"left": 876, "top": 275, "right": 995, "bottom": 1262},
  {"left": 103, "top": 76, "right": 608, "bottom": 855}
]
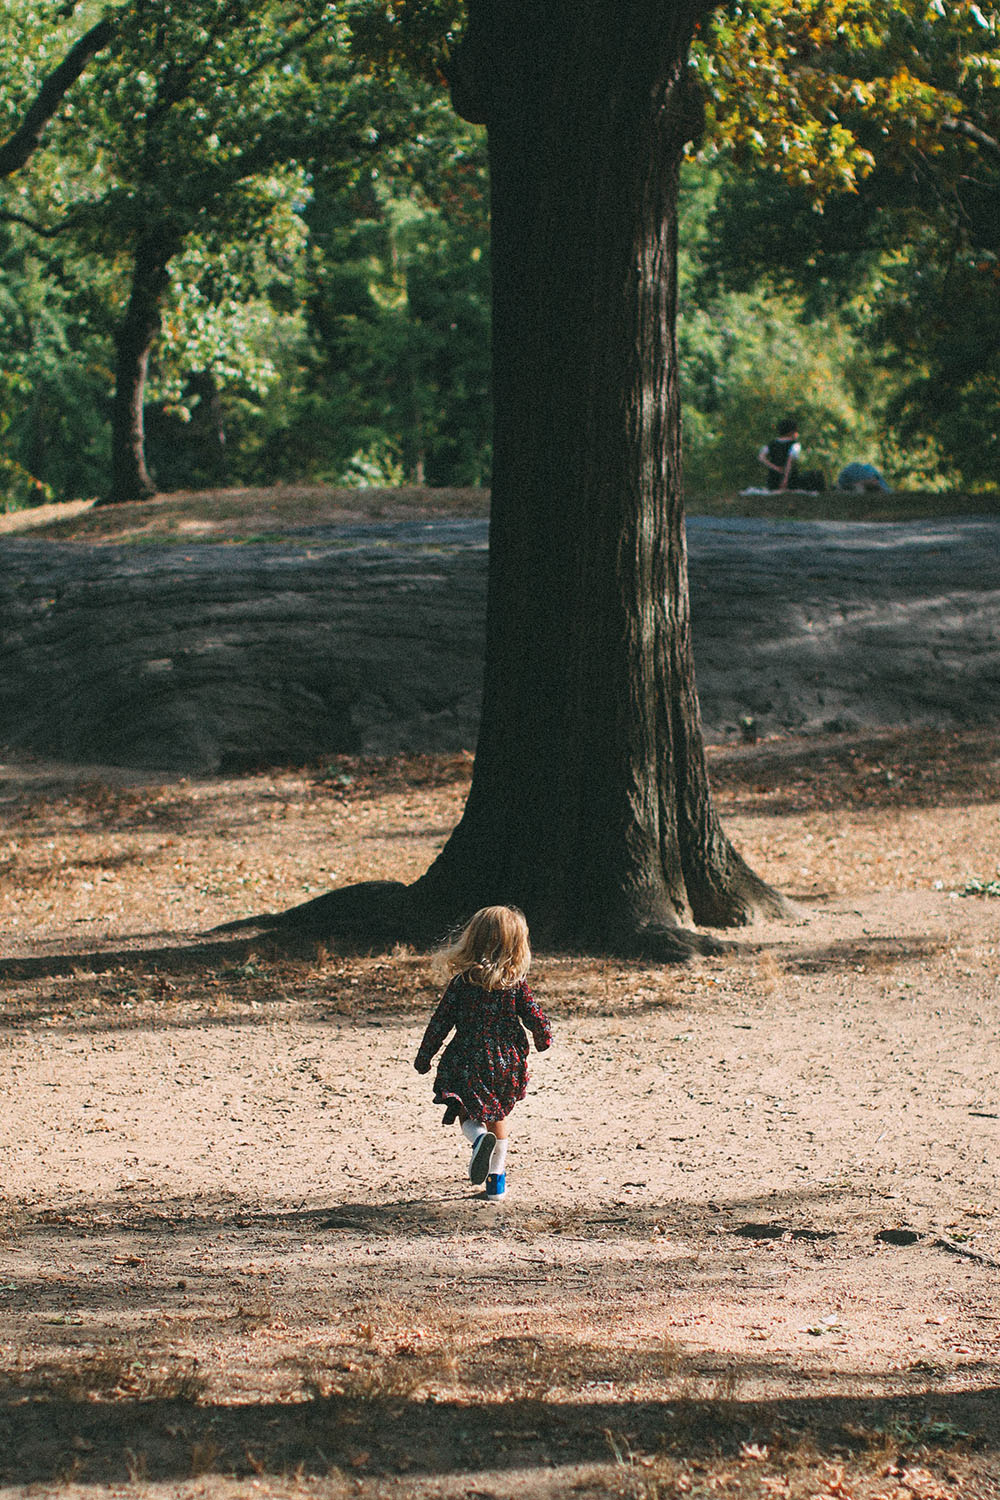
[
  {"left": 461, "top": 1119, "right": 485, "bottom": 1144},
  {"left": 489, "top": 1138, "right": 508, "bottom": 1174}
]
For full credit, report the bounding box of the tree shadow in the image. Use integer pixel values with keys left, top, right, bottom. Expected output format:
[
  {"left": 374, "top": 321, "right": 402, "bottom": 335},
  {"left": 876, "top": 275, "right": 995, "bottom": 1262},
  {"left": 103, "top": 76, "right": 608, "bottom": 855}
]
[
  {"left": 769, "top": 932, "right": 951, "bottom": 976},
  {"left": 5, "top": 1180, "right": 998, "bottom": 1486},
  {"left": 2, "top": 1177, "right": 925, "bottom": 1350},
  {"left": 8, "top": 1179, "right": 833, "bottom": 1237},
  {"left": 0, "top": 930, "right": 319, "bottom": 985},
  {"left": 708, "top": 725, "right": 1000, "bottom": 817},
  {"left": 0, "top": 1370, "right": 996, "bottom": 1487},
  {"left": 0, "top": 917, "right": 959, "bottom": 1038}
]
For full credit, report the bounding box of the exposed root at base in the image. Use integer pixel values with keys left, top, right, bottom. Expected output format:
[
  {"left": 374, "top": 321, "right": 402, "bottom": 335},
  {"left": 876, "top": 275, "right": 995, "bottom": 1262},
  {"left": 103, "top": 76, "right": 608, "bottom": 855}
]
[
  {"left": 622, "top": 923, "right": 733, "bottom": 961},
  {"left": 211, "top": 880, "right": 415, "bottom": 944},
  {"left": 217, "top": 882, "right": 735, "bottom": 963}
]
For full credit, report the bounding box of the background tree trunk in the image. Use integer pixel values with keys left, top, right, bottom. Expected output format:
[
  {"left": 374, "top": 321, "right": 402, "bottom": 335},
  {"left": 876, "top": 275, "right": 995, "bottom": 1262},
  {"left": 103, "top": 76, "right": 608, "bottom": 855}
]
[
  {"left": 104, "top": 233, "right": 177, "bottom": 505},
  {"left": 408, "top": 0, "right": 786, "bottom": 955}
]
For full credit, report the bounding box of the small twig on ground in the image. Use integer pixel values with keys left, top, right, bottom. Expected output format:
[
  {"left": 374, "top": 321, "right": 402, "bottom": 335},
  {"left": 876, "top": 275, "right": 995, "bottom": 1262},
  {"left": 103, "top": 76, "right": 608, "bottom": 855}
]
[{"left": 933, "top": 1236, "right": 1000, "bottom": 1268}]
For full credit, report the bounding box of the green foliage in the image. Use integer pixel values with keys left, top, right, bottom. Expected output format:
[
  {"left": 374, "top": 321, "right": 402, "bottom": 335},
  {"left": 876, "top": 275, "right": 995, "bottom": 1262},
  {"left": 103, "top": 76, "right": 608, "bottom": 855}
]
[
  {"left": 687, "top": 0, "right": 1000, "bottom": 489},
  {"left": 0, "top": 220, "right": 113, "bottom": 505},
  {"left": 239, "top": 87, "right": 492, "bottom": 488},
  {"left": 879, "top": 239, "right": 1000, "bottom": 486},
  {"left": 152, "top": 173, "right": 312, "bottom": 409},
  {"left": 1, "top": 1, "right": 365, "bottom": 498},
  {"left": 1, "top": 0, "right": 996, "bottom": 503},
  {"left": 0, "top": 0, "right": 494, "bottom": 500},
  {"left": 343, "top": 0, "right": 467, "bottom": 79},
  {"left": 314, "top": 172, "right": 490, "bottom": 484},
  {"left": 677, "top": 163, "right": 892, "bottom": 493},
  {"left": 678, "top": 290, "right": 884, "bottom": 493}
]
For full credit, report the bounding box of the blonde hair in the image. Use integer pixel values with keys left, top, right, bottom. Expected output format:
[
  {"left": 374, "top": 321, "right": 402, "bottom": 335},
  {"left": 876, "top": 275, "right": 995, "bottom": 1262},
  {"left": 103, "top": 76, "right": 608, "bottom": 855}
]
[{"left": 445, "top": 905, "right": 531, "bottom": 990}]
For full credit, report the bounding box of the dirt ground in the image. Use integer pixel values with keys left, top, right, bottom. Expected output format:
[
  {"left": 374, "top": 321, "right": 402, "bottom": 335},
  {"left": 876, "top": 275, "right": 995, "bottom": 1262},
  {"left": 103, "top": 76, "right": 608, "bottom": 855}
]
[{"left": 2, "top": 724, "right": 999, "bottom": 1500}]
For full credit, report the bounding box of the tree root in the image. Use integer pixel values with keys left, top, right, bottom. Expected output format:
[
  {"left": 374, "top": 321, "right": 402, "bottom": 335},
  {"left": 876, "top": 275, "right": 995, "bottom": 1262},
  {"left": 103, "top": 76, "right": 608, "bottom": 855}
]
[
  {"left": 212, "top": 880, "right": 418, "bottom": 944},
  {"left": 217, "top": 882, "right": 732, "bottom": 963},
  {"left": 619, "top": 922, "right": 733, "bottom": 962},
  {"left": 684, "top": 849, "right": 793, "bottom": 929}
]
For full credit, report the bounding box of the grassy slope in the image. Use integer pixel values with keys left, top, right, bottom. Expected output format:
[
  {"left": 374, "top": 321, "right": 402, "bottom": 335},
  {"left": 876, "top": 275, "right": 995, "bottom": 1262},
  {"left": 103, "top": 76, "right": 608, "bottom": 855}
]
[{"left": 1, "top": 483, "right": 997, "bottom": 546}]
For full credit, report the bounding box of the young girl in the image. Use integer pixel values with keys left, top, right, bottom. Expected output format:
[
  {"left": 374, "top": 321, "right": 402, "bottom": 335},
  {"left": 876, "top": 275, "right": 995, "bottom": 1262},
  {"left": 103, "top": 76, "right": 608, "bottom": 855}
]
[{"left": 414, "top": 905, "right": 552, "bottom": 1201}]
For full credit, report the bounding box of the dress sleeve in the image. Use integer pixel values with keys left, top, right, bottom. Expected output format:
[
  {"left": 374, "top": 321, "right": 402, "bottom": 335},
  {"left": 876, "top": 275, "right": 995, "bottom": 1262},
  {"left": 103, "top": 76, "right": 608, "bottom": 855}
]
[
  {"left": 414, "top": 982, "right": 458, "bottom": 1073},
  {"left": 515, "top": 982, "right": 552, "bottom": 1052}
]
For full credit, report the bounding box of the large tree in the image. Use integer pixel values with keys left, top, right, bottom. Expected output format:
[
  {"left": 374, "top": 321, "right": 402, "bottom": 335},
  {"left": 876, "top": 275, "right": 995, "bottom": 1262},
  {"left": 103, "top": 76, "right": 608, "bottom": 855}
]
[
  {"left": 0, "top": 0, "right": 369, "bottom": 503},
  {"left": 264, "top": 0, "right": 788, "bottom": 959},
  {"left": 86, "top": 0, "right": 353, "bottom": 503}
]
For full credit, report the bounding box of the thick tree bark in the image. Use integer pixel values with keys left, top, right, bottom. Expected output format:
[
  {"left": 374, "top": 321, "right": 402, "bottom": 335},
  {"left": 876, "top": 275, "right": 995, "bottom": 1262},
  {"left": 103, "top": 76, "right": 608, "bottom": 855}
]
[
  {"left": 104, "top": 233, "right": 178, "bottom": 505},
  {"left": 409, "top": 0, "right": 786, "bottom": 954},
  {"left": 249, "top": 0, "right": 787, "bottom": 958}
]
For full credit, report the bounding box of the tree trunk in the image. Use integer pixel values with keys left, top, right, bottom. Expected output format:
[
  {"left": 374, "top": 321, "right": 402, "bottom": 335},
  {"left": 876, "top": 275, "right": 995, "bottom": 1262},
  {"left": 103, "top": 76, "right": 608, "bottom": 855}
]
[
  {"left": 247, "top": 0, "right": 788, "bottom": 958},
  {"left": 409, "top": 0, "right": 787, "bottom": 955},
  {"left": 103, "top": 232, "right": 177, "bottom": 505}
]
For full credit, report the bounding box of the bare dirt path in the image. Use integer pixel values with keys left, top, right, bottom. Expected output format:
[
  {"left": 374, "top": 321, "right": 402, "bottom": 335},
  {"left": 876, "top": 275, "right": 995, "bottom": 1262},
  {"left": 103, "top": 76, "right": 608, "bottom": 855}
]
[{"left": 1, "top": 728, "right": 999, "bottom": 1499}]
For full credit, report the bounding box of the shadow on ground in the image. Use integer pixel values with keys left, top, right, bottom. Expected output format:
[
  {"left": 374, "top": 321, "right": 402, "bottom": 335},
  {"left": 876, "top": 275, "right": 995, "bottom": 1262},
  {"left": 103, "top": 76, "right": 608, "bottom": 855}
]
[
  {"left": 0, "top": 918, "right": 960, "bottom": 1039},
  {"left": 0, "top": 1377, "right": 996, "bottom": 1487},
  {"left": 708, "top": 727, "right": 1000, "bottom": 817},
  {"left": 4, "top": 1184, "right": 998, "bottom": 1490}
]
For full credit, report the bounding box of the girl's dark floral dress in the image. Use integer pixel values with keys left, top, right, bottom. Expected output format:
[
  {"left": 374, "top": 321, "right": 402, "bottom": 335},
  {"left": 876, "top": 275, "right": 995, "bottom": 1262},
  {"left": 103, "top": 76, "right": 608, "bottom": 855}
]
[{"left": 414, "top": 974, "right": 552, "bottom": 1123}]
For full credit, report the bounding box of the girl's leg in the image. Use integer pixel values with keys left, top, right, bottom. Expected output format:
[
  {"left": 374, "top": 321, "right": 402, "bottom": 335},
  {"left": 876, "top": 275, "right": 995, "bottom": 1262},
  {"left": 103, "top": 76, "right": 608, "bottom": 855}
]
[
  {"left": 467, "top": 1114, "right": 497, "bottom": 1184},
  {"left": 484, "top": 1115, "right": 509, "bottom": 1186}
]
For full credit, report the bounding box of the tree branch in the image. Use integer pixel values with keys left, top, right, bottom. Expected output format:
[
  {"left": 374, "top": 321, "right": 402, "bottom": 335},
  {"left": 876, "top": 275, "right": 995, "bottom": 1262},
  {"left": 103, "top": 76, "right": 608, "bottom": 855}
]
[
  {"left": 0, "top": 17, "right": 113, "bottom": 178},
  {"left": 941, "top": 115, "right": 1000, "bottom": 162},
  {"left": 234, "top": 15, "right": 334, "bottom": 87},
  {"left": 0, "top": 207, "right": 73, "bottom": 237}
]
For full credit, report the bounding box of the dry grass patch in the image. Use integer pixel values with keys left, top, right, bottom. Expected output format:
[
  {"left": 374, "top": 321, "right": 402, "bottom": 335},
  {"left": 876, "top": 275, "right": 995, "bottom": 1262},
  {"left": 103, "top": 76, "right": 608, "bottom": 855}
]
[
  {"left": 0, "top": 484, "right": 490, "bottom": 545},
  {"left": 0, "top": 1349, "right": 207, "bottom": 1405}
]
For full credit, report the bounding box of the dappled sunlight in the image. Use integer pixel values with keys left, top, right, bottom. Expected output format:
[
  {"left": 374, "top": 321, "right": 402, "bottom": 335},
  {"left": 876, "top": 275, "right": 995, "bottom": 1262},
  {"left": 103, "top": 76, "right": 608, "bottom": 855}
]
[
  {"left": 1, "top": 1181, "right": 997, "bottom": 1491},
  {"left": 2, "top": 736, "right": 999, "bottom": 1500}
]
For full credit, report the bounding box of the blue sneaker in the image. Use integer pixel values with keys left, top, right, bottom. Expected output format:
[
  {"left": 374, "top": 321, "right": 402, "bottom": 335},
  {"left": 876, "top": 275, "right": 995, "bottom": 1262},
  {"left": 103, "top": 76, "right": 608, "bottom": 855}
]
[
  {"left": 469, "top": 1131, "right": 496, "bottom": 1185},
  {"left": 485, "top": 1172, "right": 506, "bottom": 1201}
]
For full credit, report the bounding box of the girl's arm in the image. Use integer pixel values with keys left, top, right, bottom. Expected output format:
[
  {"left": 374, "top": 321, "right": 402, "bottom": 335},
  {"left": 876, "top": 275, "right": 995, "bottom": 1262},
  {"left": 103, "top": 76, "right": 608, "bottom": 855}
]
[
  {"left": 515, "top": 982, "right": 552, "bottom": 1052},
  {"left": 414, "top": 984, "right": 458, "bottom": 1072}
]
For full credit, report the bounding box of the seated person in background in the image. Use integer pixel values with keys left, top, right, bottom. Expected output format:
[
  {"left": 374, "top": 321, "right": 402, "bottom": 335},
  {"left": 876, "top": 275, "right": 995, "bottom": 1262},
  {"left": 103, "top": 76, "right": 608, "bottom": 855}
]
[
  {"left": 758, "top": 419, "right": 801, "bottom": 491},
  {"left": 836, "top": 461, "right": 891, "bottom": 492}
]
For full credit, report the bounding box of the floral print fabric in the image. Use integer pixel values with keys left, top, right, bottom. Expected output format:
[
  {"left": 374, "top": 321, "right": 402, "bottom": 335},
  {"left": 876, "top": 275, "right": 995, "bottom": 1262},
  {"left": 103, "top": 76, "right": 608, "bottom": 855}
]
[{"left": 414, "top": 974, "right": 552, "bottom": 1124}]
